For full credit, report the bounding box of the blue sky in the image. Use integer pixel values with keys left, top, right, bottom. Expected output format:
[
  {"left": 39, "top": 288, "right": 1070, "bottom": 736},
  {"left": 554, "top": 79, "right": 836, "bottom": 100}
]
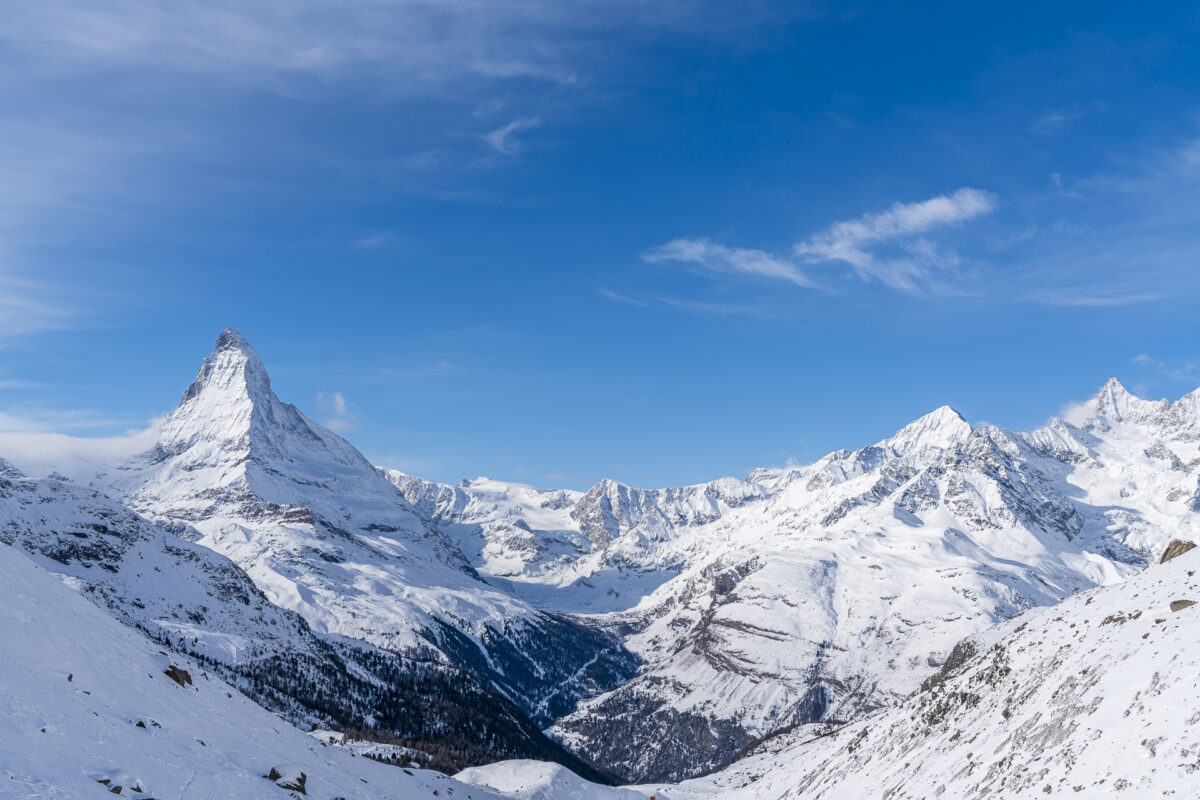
[{"left": 2, "top": 1, "right": 1200, "bottom": 487}]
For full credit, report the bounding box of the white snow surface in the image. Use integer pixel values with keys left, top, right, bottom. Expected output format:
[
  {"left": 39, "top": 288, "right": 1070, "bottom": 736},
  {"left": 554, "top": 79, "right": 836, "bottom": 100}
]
[
  {"left": 7, "top": 525, "right": 1192, "bottom": 799},
  {"left": 0, "top": 543, "right": 505, "bottom": 800},
  {"left": 457, "top": 760, "right": 661, "bottom": 800},
  {"left": 0, "top": 468, "right": 320, "bottom": 667}
]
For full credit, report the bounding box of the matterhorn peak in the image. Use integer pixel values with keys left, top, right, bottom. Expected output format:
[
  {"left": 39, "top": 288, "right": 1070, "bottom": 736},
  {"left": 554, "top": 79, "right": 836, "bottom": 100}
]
[
  {"left": 178, "top": 328, "right": 272, "bottom": 407},
  {"left": 153, "top": 328, "right": 283, "bottom": 460},
  {"left": 213, "top": 326, "right": 253, "bottom": 354},
  {"left": 138, "top": 328, "right": 378, "bottom": 495}
]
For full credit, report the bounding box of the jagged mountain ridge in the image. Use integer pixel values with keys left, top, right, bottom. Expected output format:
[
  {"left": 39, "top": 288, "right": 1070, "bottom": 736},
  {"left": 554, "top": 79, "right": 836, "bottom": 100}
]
[{"left": 395, "top": 381, "right": 1200, "bottom": 781}]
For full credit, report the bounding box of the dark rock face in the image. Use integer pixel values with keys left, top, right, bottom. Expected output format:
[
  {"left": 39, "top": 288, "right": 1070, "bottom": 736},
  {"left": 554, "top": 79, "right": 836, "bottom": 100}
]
[
  {"left": 162, "top": 665, "right": 192, "bottom": 687},
  {"left": 921, "top": 638, "right": 980, "bottom": 692},
  {"left": 1161, "top": 539, "right": 1197, "bottom": 563},
  {"left": 277, "top": 771, "right": 307, "bottom": 794}
]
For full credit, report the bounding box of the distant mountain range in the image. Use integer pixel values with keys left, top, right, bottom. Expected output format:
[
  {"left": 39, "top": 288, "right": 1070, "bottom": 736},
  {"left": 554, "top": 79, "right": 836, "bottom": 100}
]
[{"left": 4, "top": 328, "right": 1200, "bottom": 788}]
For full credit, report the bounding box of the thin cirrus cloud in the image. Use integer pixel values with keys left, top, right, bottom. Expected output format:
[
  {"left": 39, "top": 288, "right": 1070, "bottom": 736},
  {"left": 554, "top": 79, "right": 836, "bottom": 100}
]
[
  {"left": 0, "top": 1, "right": 807, "bottom": 103},
  {"left": 641, "top": 187, "right": 998, "bottom": 295},
  {"left": 598, "top": 288, "right": 770, "bottom": 317},
  {"left": 1029, "top": 291, "right": 1163, "bottom": 308},
  {"left": 483, "top": 117, "right": 541, "bottom": 157},
  {"left": 0, "top": 268, "right": 86, "bottom": 343},
  {"left": 642, "top": 239, "right": 814, "bottom": 287}
]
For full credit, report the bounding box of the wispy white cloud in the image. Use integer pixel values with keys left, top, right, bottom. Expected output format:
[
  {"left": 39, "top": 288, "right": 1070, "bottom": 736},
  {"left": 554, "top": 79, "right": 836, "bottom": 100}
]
[
  {"left": 314, "top": 391, "right": 359, "bottom": 433},
  {"left": 1, "top": 1, "right": 804, "bottom": 98},
  {"left": 0, "top": 1, "right": 816, "bottom": 337},
  {"left": 641, "top": 188, "right": 997, "bottom": 296},
  {"left": 598, "top": 288, "right": 769, "bottom": 316},
  {"left": 793, "top": 188, "right": 997, "bottom": 290},
  {"left": 483, "top": 117, "right": 541, "bottom": 157},
  {"left": 1057, "top": 398, "right": 1096, "bottom": 427},
  {"left": 1, "top": 2, "right": 574, "bottom": 92},
  {"left": 1029, "top": 109, "right": 1085, "bottom": 135},
  {"left": 643, "top": 238, "right": 814, "bottom": 287},
  {"left": 1029, "top": 291, "right": 1162, "bottom": 307},
  {"left": 1049, "top": 172, "right": 1085, "bottom": 199}
]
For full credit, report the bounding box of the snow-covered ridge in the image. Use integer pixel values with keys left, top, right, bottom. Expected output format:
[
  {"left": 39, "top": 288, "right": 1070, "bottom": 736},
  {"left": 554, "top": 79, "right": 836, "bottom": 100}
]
[{"left": 394, "top": 378, "right": 1200, "bottom": 781}]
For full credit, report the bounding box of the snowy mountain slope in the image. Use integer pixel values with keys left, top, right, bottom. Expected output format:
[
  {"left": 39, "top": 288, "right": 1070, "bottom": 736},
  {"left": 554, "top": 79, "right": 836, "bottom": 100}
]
[
  {"left": 651, "top": 541, "right": 1200, "bottom": 799},
  {"left": 34, "top": 329, "right": 639, "bottom": 731},
  {"left": 0, "top": 462, "right": 317, "bottom": 664},
  {"left": 0, "top": 462, "right": 610, "bottom": 776},
  {"left": 397, "top": 388, "right": 1200, "bottom": 781},
  {"left": 456, "top": 542, "right": 1200, "bottom": 799},
  {"left": 0, "top": 542, "right": 514, "bottom": 800}
]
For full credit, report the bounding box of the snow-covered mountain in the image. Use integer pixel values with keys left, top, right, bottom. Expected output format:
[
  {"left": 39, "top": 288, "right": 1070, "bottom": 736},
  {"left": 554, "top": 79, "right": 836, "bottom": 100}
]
[
  {"left": 395, "top": 381, "right": 1200, "bottom": 781},
  {"left": 456, "top": 540, "right": 1200, "bottom": 799},
  {"left": 9, "top": 328, "right": 1200, "bottom": 786},
  {"left": 716, "top": 542, "right": 1200, "bottom": 799},
  {"left": 0, "top": 459, "right": 608, "bottom": 776},
  {"left": 64, "top": 329, "right": 638, "bottom": 733},
  {"left": 8, "top": 513, "right": 1193, "bottom": 800}
]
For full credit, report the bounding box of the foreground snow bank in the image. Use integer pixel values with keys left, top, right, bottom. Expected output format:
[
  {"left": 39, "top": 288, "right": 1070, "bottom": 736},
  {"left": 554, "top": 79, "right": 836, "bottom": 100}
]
[
  {"left": 457, "top": 759, "right": 671, "bottom": 799},
  {"left": 0, "top": 544, "right": 500, "bottom": 800}
]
